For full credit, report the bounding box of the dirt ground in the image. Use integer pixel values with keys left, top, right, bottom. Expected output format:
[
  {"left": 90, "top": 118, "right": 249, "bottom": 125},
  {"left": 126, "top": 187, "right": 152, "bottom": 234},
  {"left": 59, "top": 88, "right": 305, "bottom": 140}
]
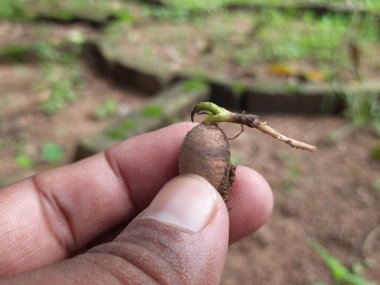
[
  {"left": 224, "top": 116, "right": 380, "bottom": 284},
  {"left": 0, "top": 19, "right": 379, "bottom": 285},
  {"left": 1, "top": 67, "right": 379, "bottom": 283},
  {"left": 0, "top": 62, "right": 147, "bottom": 182}
]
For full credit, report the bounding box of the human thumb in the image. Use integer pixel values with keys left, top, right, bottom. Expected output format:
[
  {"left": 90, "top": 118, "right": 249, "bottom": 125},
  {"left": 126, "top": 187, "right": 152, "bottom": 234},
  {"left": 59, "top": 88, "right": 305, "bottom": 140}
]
[
  {"left": 1, "top": 175, "right": 229, "bottom": 285},
  {"left": 109, "top": 174, "right": 229, "bottom": 284}
]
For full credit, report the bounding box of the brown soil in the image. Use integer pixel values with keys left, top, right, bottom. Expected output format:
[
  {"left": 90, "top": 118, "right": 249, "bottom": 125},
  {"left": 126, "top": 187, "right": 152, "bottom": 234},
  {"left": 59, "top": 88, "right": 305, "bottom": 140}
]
[
  {"left": 2, "top": 68, "right": 379, "bottom": 283},
  {"left": 223, "top": 115, "right": 380, "bottom": 284},
  {"left": 1, "top": 18, "right": 379, "bottom": 285},
  {"left": 0, "top": 62, "right": 147, "bottom": 182}
]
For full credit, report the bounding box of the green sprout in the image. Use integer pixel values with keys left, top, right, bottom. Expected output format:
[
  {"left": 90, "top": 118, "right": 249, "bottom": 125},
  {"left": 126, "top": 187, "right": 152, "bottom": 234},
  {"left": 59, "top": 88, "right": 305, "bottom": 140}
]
[
  {"left": 93, "top": 100, "right": 118, "bottom": 120},
  {"left": 310, "top": 240, "right": 376, "bottom": 285},
  {"left": 41, "top": 143, "right": 64, "bottom": 163},
  {"left": 191, "top": 102, "right": 316, "bottom": 152},
  {"left": 15, "top": 154, "right": 33, "bottom": 169},
  {"left": 141, "top": 105, "right": 164, "bottom": 118}
]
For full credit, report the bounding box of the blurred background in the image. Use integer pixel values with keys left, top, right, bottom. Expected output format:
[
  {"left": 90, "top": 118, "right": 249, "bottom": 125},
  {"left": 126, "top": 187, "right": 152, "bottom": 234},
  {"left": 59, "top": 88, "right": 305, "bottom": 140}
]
[{"left": 0, "top": 0, "right": 379, "bottom": 284}]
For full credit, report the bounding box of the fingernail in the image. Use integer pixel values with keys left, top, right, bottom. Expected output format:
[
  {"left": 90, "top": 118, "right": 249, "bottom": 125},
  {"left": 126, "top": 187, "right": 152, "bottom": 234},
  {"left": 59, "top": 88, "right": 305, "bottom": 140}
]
[{"left": 141, "top": 175, "right": 218, "bottom": 232}]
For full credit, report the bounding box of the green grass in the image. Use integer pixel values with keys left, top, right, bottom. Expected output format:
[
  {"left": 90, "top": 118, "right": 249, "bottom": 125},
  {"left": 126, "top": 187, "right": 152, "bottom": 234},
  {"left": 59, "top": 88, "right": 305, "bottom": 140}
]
[
  {"left": 2, "top": 0, "right": 379, "bottom": 134},
  {"left": 231, "top": 81, "right": 247, "bottom": 95},
  {"left": 253, "top": 10, "right": 349, "bottom": 62},
  {"left": 0, "top": 45, "right": 34, "bottom": 62},
  {"left": 104, "top": 118, "right": 137, "bottom": 140},
  {"left": 0, "top": 0, "right": 131, "bottom": 21},
  {"left": 343, "top": 91, "right": 380, "bottom": 135},
  {"left": 15, "top": 154, "right": 33, "bottom": 169},
  {"left": 181, "top": 78, "right": 208, "bottom": 93},
  {"left": 0, "top": 32, "right": 85, "bottom": 63},
  {"left": 30, "top": 41, "right": 85, "bottom": 115},
  {"left": 41, "top": 143, "right": 64, "bottom": 162},
  {"left": 141, "top": 105, "right": 164, "bottom": 118},
  {"left": 160, "top": 0, "right": 230, "bottom": 10},
  {"left": 310, "top": 240, "right": 376, "bottom": 285},
  {"left": 40, "top": 78, "right": 80, "bottom": 114},
  {"left": 2, "top": 0, "right": 378, "bottom": 22},
  {"left": 159, "top": 0, "right": 380, "bottom": 12},
  {"left": 38, "top": 62, "right": 84, "bottom": 115},
  {"left": 15, "top": 142, "right": 65, "bottom": 168},
  {"left": 92, "top": 100, "right": 119, "bottom": 120},
  {"left": 0, "top": 0, "right": 35, "bottom": 20}
]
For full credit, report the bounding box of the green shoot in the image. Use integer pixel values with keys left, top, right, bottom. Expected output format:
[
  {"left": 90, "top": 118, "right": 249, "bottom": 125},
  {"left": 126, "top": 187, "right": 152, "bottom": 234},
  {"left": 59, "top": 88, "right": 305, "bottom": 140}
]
[
  {"left": 181, "top": 78, "right": 208, "bottom": 93},
  {"left": 309, "top": 240, "right": 376, "bottom": 285},
  {"left": 15, "top": 154, "right": 33, "bottom": 169},
  {"left": 93, "top": 100, "right": 119, "bottom": 120},
  {"left": 35, "top": 42, "right": 84, "bottom": 115},
  {"left": 191, "top": 102, "right": 316, "bottom": 152},
  {"left": 41, "top": 80, "right": 78, "bottom": 114},
  {"left": 141, "top": 105, "right": 164, "bottom": 118},
  {"left": 41, "top": 143, "right": 64, "bottom": 163},
  {"left": 343, "top": 91, "right": 380, "bottom": 135}
]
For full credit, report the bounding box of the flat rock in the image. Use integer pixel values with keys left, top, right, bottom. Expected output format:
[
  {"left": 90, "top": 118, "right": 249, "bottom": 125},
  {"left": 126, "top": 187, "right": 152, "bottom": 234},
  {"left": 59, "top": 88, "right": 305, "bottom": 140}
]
[
  {"left": 0, "top": 0, "right": 143, "bottom": 23},
  {"left": 96, "top": 11, "right": 255, "bottom": 92}
]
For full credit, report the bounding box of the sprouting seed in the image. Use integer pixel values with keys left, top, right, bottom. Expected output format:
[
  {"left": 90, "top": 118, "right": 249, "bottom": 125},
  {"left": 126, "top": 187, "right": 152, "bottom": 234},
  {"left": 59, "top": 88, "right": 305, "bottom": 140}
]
[{"left": 179, "top": 102, "right": 316, "bottom": 201}]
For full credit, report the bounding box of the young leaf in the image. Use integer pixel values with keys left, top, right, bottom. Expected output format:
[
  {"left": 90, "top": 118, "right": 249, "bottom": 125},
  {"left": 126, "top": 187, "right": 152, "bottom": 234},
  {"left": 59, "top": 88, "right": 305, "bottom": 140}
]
[
  {"left": 309, "top": 240, "right": 376, "bottom": 285},
  {"left": 41, "top": 143, "right": 64, "bottom": 162},
  {"left": 141, "top": 105, "right": 164, "bottom": 118},
  {"left": 93, "top": 100, "right": 118, "bottom": 120},
  {"left": 15, "top": 154, "right": 33, "bottom": 169}
]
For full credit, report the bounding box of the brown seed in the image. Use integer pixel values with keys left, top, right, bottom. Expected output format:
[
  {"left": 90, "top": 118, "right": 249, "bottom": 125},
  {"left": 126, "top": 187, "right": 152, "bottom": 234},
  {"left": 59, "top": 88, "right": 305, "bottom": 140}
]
[{"left": 179, "top": 124, "right": 235, "bottom": 201}]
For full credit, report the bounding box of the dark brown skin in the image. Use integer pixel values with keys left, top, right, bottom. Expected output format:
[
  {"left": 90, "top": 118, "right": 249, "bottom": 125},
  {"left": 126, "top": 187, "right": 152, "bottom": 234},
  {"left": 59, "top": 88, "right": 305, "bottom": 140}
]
[
  {"left": 0, "top": 123, "right": 274, "bottom": 285},
  {"left": 179, "top": 124, "right": 235, "bottom": 201}
]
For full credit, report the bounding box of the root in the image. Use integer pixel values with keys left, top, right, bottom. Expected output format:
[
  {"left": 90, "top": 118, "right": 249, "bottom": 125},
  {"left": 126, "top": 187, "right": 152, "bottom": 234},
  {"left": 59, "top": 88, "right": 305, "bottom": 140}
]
[
  {"left": 249, "top": 120, "right": 316, "bottom": 152},
  {"left": 228, "top": 124, "right": 244, "bottom": 140}
]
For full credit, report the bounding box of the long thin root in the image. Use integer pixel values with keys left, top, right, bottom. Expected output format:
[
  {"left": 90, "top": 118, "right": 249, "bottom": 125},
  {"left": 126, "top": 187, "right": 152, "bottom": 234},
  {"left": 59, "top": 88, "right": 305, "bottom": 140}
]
[{"left": 252, "top": 120, "right": 316, "bottom": 152}]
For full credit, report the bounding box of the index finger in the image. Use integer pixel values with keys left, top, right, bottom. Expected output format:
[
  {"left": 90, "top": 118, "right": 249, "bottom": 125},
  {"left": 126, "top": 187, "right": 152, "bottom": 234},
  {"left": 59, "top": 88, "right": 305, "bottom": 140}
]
[
  {"left": 0, "top": 122, "right": 193, "bottom": 276},
  {"left": 0, "top": 122, "right": 272, "bottom": 276}
]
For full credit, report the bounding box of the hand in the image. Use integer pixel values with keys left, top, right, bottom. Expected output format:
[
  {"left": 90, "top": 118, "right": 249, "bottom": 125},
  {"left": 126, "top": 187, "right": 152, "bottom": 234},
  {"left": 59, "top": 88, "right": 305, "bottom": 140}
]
[{"left": 0, "top": 123, "right": 272, "bottom": 284}]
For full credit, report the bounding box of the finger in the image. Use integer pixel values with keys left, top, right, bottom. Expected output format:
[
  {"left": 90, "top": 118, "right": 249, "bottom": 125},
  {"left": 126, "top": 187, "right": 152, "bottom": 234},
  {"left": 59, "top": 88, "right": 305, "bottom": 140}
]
[
  {"left": 79, "top": 166, "right": 273, "bottom": 248},
  {"left": 1, "top": 175, "right": 229, "bottom": 285},
  {"left": 0, "top": 123, "right": 273, "bottom": 277},
  {"left": 227, "top": 166, "right": 273, "bottom": 242},
  {"left": 0, "top": 122, "right": 195, "bottom": 276},
  {"left": 93, "top": 166, "right": 274, "bottom": 244}
]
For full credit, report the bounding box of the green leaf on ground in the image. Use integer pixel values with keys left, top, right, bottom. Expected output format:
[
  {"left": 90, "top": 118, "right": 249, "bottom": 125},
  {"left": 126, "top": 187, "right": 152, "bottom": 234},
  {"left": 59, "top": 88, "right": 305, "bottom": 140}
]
[
  {"left": 309, "top": 240, "right": 376, "bottom": 285},
  {"left": 15, "top": 154, "right": 33, "bottom": 169},
  {"left": 141, "top": 105, "right": 164, "bottom": 118},
  {"left": 181, "top": 78, "right": 207, "bottom": 93},
  {"left": 41, "top": 143, "right": 64, "bottom": 162},
  {"left": 93, "top": 100, "right": 118, "bottom": 120}
]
